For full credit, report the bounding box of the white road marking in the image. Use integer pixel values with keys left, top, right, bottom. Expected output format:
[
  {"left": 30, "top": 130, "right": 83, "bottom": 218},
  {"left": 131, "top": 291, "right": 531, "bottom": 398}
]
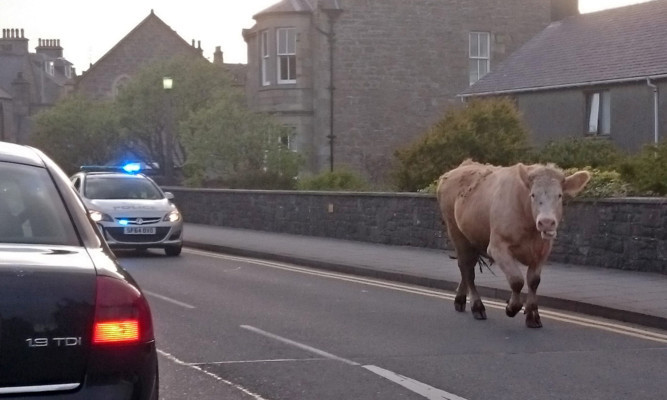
[
  {"left": 143, "top": 290, "right": 196, "bottom": 309},
  {"left": 158, "top": 349, "right": 267, "bottom": 400},
  {"left": 186, "top": 248, "right": 667, "bottom": 343},
  {"left": 191, "top": 358, "right": 327, "bottom": 366},
  {"left": 364, "top": 365, "right": 468, "bottom": 400},
  {"left": 241, "top": 325, "right": 469, "bottom": 400},
  {"left": 240, "top": 325, "right": 360, "bottom": 366}
]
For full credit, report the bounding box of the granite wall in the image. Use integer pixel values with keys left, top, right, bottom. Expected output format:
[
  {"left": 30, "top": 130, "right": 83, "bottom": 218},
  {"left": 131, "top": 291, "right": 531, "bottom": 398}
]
[{"left": 167, "top": 188, "right": 667, "bottom": 274}]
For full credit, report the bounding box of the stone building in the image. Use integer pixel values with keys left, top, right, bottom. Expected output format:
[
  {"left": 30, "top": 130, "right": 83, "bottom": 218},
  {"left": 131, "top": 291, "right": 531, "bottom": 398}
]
[
  {"left": 75, "top": 10, "right": 205, "bottom": 99},
  {"left": 243, "top": 0, "right": 579, "bottom": 180},
  {"left": 461, "top": 0, "right": 667, "bottom": 153},
  {"left": 0, "top": 29, "right": 75, "bottom": 143}
]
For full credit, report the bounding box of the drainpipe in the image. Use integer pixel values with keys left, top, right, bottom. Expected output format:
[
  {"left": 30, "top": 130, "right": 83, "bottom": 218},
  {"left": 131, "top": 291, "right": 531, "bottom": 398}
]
[
  {"left": 646, "top": 77, "right": 659, "bottom": 144},
  {"left": 314, "top": 4, "right": 343, "bottom": 172}
]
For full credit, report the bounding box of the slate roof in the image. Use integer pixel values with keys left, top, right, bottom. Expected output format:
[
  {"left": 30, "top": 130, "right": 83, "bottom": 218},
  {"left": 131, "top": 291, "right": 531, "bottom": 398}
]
[
  {"left": 461, "top": 0, "right": 667, "bottom": 96},
  {"left": 253, "top": 0, "right": 315, "bottom": 18}
]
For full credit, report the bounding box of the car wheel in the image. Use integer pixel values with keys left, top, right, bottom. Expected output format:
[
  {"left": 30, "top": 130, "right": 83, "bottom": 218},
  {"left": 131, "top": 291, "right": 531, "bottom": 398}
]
[{"left": 165, "top": 245, "right": 182, "bottom": 256}]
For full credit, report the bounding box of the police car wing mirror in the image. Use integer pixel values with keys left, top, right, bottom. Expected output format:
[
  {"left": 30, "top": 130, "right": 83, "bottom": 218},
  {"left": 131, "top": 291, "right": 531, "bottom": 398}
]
[{"left": 164, "top": 192, "right": 174, "bottom": 200}]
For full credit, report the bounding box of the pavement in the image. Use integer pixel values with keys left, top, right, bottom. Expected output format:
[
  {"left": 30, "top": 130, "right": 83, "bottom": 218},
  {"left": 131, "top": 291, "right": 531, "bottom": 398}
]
[{"left": 183, "top": 223, "right": 667, "bottom": 331}]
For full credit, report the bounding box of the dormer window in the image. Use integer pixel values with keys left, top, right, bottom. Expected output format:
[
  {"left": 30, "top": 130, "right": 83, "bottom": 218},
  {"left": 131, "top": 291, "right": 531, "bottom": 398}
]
[
  {"left": 64, "top": 65, "right": 72, "bottom": 79},
  {"left": 45, "top": 61, "right": 55, "bottom": 75},
  {"left": 276, "top": 27, "right": 296, "bottom": 84}
]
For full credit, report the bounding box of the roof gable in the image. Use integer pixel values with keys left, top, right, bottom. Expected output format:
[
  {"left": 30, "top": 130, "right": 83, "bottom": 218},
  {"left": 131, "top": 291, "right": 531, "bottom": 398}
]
[
  {"left": 76, "top": 10, "right": 202, "bottom": 87},
  {"left": 254, "top": 0, "right": 315, "bottom": 18},
  {"left": 462, "top": 0, "right": 667, "bottom": 96}
]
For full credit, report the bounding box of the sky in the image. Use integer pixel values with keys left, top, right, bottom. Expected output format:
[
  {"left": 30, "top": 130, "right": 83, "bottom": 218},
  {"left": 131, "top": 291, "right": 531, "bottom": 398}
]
[{"left": 0, "top": 0, "right": 655, "bottom": 73}]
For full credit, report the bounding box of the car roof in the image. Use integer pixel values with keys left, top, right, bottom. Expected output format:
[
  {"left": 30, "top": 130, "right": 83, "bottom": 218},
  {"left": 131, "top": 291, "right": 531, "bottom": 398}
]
[
  {"left": 82, "top": 172, "right": 150, "bottom": 179},
  {"left": 0, "top": 141, "right": 45, "bottom": 167}
]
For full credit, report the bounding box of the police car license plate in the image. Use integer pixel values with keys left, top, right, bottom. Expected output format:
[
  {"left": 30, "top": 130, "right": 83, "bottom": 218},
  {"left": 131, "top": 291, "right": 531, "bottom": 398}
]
[{"left": 124, "top": 227, "right": 156, "bottom": 235}]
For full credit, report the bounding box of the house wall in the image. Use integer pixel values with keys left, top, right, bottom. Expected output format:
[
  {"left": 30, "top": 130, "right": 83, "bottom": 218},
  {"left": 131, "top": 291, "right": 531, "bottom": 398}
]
[
  {"left": 245, "top": 13, "right": 316, "bottom": 165},
  {"left": 516, "top": 80, "right": 667, "bottom": 152},
  {"left": 245, "top": 0, "right": 558, "bottom": 180},
  {"left": 518, "top": 90, "right": 584, "bottom": 146}
]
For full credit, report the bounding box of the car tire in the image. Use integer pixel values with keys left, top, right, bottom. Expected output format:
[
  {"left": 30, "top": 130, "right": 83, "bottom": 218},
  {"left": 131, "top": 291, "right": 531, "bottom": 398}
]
[{"left": 165, "top": 245, "right": 182, "bottom": 256}]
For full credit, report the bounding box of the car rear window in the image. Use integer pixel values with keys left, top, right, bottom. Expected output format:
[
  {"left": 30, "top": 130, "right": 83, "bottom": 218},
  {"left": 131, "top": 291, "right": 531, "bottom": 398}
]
[
  {"left": 0, "top": 162, "right": 79, "bottom": 246},
  {"left": 84, "top": 176, "right": 164, "bottom": 200}
]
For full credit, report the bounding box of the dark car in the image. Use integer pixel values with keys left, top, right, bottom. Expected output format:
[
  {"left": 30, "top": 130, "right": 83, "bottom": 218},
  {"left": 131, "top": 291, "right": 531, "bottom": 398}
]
[{"left": 0, "top": 142, "right": 158, "bottom": 399}]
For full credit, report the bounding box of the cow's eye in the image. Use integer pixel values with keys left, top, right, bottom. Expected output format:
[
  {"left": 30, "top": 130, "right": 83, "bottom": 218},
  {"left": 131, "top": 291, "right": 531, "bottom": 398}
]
[
  {"left": 558, "top": 193, "right": 563, "bottom": 199},
  {"left": 530, "top": 193, "right": 535, "bottom": 199}
]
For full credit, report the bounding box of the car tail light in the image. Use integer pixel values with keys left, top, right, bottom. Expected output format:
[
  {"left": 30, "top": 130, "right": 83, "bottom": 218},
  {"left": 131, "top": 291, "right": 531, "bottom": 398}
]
[{"left": 93, "top": 276, "right": 154, "bottom": 345}]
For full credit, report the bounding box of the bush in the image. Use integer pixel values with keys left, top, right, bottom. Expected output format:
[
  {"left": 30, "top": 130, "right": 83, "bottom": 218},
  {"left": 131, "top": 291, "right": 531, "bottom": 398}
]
[
  {"left": 565, "top": 167, "right": 632, "bottom": 198},
  {"left": 297, "top": 169, "right": 370, "bottom": 191},
  {"left": 393, "top": 97, "right": 530, "bottom": 191},
  {"left": 618, "top": 142, "right": 667, "bottom": 196},
  {"left": 533, "top": 138, "right": 624, "bottom": 170}
]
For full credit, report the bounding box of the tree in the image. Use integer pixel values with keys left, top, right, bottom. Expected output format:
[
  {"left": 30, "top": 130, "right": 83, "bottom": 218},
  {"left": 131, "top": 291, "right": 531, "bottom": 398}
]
[
  {"left": 115, "top": 56, "right": 301, "bottom": 187},
  {"left": 29, "top": 95, "right": 120, "bottom": 174},
  {"left": 180, "top": 90, "right": 302, "bottom": 188},
  {"left": 393, "top": 97, "right": 530, "bottom": 191}
]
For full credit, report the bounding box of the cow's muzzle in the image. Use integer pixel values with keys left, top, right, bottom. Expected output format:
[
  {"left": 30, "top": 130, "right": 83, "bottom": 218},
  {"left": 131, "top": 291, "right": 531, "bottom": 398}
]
[{"left": 537, "top": 216, "right": 558, "bottom": 240}]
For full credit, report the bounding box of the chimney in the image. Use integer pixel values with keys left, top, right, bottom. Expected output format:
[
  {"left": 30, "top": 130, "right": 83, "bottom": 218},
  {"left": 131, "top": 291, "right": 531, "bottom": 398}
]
[
  {"left": 213, "top": 46, "right": 223, "bottom": 65},
  {"left": 551, "top": 0, "right": 579, "bottom": 21},
  {"left": 35, "top": 38, "right": 64, "bottom": 58},
  {"left": 1, "top": 28, "right": 29, "bottom": 55}
]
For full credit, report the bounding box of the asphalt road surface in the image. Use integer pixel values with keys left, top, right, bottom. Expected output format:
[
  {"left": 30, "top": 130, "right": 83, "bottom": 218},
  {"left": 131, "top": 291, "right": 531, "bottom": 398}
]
[{"left": 118, "top": 248, "right": 667, "bottom": 400}]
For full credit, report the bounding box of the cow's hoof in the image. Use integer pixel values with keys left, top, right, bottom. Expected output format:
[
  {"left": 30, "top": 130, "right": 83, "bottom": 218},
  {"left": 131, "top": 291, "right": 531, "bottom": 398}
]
[
  {"left": 525, "top": 309, "right": 542, "bottom": 328},
  {"left": 454, "top": 295, "right": 467, "bottom": 312},
  {"left": 505, "top": 302, "right": 522, "bottom": 318},
  {"left": 471, "top": 300, "right": 487, "bottom": 320}
]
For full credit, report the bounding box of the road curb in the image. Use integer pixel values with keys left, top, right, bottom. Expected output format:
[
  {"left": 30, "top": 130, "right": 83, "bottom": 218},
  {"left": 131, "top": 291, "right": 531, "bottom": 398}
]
[{"left": 185, "top": 241, "right": 667, "bottom": 331}]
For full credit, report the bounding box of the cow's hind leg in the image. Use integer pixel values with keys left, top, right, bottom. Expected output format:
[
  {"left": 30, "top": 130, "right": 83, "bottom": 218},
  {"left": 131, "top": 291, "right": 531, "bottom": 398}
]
[
  {"left": 448, "top": 228, "right": 485, "bottom": 319},
  {"left": 524, "top": 265, "right": 543, "bottom": 328},
  {"left": 455, "top": 250, "right": 485, "bottom": 319}
]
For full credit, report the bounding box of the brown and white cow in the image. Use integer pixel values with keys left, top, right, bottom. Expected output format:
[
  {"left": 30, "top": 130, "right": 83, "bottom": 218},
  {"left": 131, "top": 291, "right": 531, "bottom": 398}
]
[{"left": 436, "top": 160, "right": 590, "bottom": 328}]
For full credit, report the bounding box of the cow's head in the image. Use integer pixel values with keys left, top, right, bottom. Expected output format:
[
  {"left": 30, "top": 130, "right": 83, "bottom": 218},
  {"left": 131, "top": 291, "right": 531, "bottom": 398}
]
[{"left": 519, "top": 164, "right": 590, "bottom": 240}]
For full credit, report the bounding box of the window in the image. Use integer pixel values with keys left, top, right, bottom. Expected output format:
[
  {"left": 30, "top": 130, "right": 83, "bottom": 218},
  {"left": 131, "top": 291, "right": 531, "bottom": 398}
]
[
  {"left": 112, "top": 75, "right": 130, "bottom": 98},
  {"left": 587, "top": 91, "right": 611, "bottom": 135},
  {"left": 45, "top": 61, "right": 55, "bottom": 75},
  {"left": 277, "top": 28, "right": 296, "bottom": 84},
  {"left": 469, "top": 32, "right": 490, "bottom": 85},
  {"left": 280, "top": 129, "right": 297, "bottom": 151},
  {"left": 64, "top": 65, "right": 72, "bottom": 79},
  {"left": 261, "top": 30, "right": 270, "bottom": 86}
]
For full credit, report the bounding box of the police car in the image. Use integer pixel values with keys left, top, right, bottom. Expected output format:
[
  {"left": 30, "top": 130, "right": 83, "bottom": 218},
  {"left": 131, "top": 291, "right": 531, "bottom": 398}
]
[{"left": 70, "top": 164, "right": 183, "bottom": 256}]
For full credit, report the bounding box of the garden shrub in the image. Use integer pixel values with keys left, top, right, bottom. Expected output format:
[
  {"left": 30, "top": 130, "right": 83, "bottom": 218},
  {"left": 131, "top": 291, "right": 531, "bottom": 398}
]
[
  {"left": 533, "top": 138, "right": 625, "bottom": 170},
  {"left": 393, "top": 97, "right": 530, "bottom": 192},
  {"left": 565, "top": 167, "right": 632, "bottom": 198},
  {"left": 618, "top": 142, "right": 667, "bottom": 196},
  {"left": 297, "top": 169, "right": 370, "bottom": 191}
]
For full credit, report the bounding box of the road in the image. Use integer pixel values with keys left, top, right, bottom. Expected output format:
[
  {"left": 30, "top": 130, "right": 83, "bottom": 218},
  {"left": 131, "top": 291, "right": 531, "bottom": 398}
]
[{"left": 118, "top": 248, "right": 667, "bottom": 400}]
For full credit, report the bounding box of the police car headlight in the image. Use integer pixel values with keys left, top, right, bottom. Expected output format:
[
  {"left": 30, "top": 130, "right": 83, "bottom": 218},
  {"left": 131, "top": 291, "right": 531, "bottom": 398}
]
[
  {"left": 90, "top": 210, "right": 113, "bottom": 222},
  {"left": 164, "top": 210, "right": 181, "bottom": 222}
]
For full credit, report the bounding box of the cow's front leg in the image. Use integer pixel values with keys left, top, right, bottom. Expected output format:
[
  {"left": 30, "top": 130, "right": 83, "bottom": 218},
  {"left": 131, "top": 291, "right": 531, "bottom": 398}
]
[
  {"left": 487, "top": 241, "right": 523, "bottom": 318},
  {"left": 524, "top": 265, "right": 543, "bottom": 328}
]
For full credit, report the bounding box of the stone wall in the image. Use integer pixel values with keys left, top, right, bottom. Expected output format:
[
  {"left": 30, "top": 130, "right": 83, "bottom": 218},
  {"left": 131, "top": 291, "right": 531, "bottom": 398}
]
[{"left": 168, "top": 188, "right": 667, "bottom": 274}]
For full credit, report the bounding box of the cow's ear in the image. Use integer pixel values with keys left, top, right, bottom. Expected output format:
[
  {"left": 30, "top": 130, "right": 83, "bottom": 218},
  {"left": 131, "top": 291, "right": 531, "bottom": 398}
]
[
  {"left": 563, "top": 171, "right": 591, "bottom": 197},
  {"left": 518, "top": 163, "right": 531, "bottom": 189}
]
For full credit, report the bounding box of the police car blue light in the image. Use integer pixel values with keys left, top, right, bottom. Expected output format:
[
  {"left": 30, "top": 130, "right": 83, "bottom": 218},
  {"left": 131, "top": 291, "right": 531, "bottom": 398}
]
[{"left": 122, "top": 163, "right": 141, "bottom": 173}]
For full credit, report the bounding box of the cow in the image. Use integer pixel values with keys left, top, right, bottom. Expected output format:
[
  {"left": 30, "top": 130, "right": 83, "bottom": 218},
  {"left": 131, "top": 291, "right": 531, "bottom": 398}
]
[{"left": 436, "top": 160, "right": 590, "bottom": 328}]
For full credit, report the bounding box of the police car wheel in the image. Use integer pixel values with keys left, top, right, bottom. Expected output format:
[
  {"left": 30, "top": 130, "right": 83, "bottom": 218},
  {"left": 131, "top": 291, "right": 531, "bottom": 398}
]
[{"left": 165, "top": 245, "right": 182, "bottom": 256}]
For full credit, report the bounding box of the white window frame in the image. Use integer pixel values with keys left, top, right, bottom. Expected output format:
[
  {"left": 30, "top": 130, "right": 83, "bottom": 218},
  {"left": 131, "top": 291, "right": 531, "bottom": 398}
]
[
  {"left": 276, "top": 27, "right": 296, "bottom": 84},
  {"left": 469, "top": 32, "right": 490, "bottom": 85},
  {"left": 261, "top": 30, "right": 270, "bottom": 86},
  {"left": 45, "top": 61, "right": 55, "bottom": 76},
  {"left": 587, "top": 91, "right": 611, "bottom": 135}
]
